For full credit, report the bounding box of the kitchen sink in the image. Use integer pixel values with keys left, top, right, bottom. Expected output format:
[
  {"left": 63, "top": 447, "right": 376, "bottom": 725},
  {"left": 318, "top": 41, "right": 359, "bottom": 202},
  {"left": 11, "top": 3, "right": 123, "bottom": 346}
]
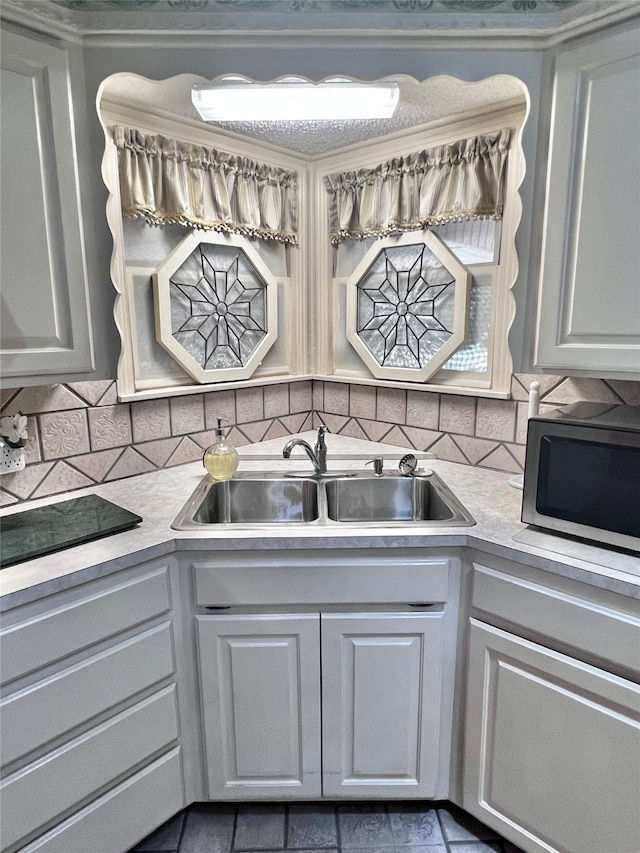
[
  {"left": 172, "top": 470, "right": 474, "bottom": 529},
  {"left": 186, "top": 475, "right": 319, "bottom": 525},
  {"left": 324, "top": 473, "right": 470, "bottom": 523}
]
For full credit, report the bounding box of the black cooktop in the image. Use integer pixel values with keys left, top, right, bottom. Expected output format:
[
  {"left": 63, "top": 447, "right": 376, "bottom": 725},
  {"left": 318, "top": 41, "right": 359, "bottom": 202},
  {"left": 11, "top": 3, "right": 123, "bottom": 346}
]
[{"left": 0, "top": 494, "right": 142, "bottom": 569}]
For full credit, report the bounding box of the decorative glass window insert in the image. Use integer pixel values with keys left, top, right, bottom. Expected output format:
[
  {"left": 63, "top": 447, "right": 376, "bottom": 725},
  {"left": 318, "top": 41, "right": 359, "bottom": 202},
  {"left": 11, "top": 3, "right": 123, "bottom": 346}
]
[
  {"left": 346, "top": 231, "right": 470, "bottom": 382},
  {"left": 153, "top": 232, "right": 277, "bottom": 383}
]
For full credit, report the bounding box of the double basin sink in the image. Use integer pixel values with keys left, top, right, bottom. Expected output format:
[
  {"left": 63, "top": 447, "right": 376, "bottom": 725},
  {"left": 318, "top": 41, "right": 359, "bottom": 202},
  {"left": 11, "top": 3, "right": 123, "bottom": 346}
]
[{"left": 172, "top": 470, "right": 475, "bottom": 529}]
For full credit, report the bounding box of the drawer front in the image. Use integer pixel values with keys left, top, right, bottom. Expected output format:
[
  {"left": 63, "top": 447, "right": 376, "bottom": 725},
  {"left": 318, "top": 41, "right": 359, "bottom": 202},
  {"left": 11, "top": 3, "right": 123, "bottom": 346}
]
[
  {"left": 0, "top": 686, "right": 179, "bottom": 851},
  {"left": 194, "top": 554, "right": 450, "bottom": 607},
  {"left": 0, "top": 565, "right": 171, "bottom": 685},
  {"left": 472, "top": 562, "right": 640, "bottom": 673},
  {"left": 19, "top": 748, "right": 185, "bottom": 853},
  {"left": 1, "top": 623, "right": 175, "bottom": 768}
]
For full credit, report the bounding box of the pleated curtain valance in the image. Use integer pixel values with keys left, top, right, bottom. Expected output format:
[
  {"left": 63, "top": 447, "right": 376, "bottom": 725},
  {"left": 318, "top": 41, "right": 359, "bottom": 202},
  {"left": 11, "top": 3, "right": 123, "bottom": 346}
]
[
  {"left": 114, "top": 126, "right": 299, "bottom": 245},
  {"left": 324, "top": 128, "right": 512, "bottom": 245}
]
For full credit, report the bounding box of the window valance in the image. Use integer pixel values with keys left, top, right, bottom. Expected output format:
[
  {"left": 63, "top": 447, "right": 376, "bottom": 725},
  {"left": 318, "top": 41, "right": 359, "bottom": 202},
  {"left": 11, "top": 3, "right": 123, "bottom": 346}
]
[
  {"left": 114, "top": 126, "right": 298, "bottom": 245},
  {"left": 324, "top": 128, "right": 512, "bottom": 245}
]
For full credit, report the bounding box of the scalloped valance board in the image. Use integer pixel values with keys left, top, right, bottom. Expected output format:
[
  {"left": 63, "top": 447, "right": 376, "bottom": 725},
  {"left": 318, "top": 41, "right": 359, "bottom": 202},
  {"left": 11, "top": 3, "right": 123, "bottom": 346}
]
[{"left": 98, "top": 73, "right": 528, "bottom": 401}]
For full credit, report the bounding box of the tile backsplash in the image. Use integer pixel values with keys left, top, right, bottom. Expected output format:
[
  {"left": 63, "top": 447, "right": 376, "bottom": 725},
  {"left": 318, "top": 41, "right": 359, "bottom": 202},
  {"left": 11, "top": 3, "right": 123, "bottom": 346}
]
[{"left": 1, "top": 375, "right": 638, "bottom": 505}]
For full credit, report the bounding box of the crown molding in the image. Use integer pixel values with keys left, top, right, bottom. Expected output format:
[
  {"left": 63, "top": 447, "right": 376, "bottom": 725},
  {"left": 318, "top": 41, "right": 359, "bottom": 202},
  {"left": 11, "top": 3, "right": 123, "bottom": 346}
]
[{"left": 1, "top": 1, "right": 639, "bottom": 50}]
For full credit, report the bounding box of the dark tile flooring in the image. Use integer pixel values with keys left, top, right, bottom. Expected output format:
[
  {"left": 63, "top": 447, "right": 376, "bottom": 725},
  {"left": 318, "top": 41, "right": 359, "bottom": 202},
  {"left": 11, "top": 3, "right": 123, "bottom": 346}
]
[{"left": 129, "top": 803, "right": 525, "bottom": 853}]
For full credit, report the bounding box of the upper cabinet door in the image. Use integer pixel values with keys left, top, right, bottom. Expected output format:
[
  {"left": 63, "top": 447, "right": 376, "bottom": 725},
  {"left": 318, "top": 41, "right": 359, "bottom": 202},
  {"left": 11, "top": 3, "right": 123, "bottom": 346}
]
[
  {"left": 0, "top": 29, "right": 94, "bottom": 384},
  {"left": 534, "top": 25, "right": 640, "bottom": 376}
]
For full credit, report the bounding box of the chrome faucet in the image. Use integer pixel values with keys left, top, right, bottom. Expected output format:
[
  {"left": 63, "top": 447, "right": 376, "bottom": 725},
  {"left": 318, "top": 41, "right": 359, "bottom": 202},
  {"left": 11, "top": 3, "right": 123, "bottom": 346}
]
[{"left": 282, "top": 426, "right": 329, "bottom": 475}]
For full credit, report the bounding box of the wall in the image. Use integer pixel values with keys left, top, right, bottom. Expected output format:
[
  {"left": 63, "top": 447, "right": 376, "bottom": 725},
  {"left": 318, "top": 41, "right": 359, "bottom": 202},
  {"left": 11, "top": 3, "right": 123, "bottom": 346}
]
[
  {"left": 2, "top": 376, "right": 638, "bottom": 505},
  {"left": 3, "top": 26, "right": 636, "bottom": 506}
]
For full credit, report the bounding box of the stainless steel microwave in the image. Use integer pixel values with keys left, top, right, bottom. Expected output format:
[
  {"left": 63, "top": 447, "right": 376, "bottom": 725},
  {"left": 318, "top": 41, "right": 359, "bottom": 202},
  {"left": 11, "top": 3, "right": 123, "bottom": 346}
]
[{"left": 522, "top": 402, "right": 640, "bottom": 552}]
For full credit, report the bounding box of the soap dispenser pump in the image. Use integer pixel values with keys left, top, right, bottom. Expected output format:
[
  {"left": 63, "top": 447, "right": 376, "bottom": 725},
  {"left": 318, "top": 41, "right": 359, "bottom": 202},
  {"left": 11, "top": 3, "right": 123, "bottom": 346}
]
[{"left": 203, "top": 418, "right": 239, "bottom": 481}]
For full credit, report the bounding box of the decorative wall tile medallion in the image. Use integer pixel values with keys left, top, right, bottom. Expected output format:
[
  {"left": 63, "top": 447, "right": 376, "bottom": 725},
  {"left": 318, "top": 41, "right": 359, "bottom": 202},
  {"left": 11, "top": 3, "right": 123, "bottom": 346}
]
[
  {"left": 131, "top": 399, "right": 171, "bottom": 442},
  {"left": 376, "top": 386, "right": 407, "bottom": 423},
  {"left": 170, "top": 395, "right": 205, "bottom": 434},
  {"left": 406, "top": 389, "right": 440, "bottom": 429},
  {"left": 439, "top": 394, "right": 477, "bottom": 435},
  {"left": 88, "top": 405, "right": 133, "bottom": 450},
  {"left": 475, "top": 398, "right": 516, "bottom": 442},
  {"left": 40, "top": 410, "right": 90, "bottom": 460}
]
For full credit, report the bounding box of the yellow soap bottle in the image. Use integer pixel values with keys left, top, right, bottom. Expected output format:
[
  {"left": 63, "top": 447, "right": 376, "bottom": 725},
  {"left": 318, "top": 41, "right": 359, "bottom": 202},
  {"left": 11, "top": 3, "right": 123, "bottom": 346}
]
[{"left": 203, "top": 418, "right": 239, "bottom": 481}]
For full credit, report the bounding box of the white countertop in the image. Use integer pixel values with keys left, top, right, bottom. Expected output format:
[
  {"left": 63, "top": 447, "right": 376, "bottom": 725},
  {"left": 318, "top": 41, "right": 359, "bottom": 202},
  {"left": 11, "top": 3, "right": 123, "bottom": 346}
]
[{"left": 1, "top": 432, "right": 639, "bottom": 608}]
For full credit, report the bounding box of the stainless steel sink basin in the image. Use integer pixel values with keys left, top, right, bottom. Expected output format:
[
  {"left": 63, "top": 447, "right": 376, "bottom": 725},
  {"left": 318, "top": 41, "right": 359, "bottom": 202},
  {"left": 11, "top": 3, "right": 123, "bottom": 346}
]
[
  {"left": 172, "top": 470, "right": 474, "bottom": 530},
  {"left": 324, "top": 473, "right": 474, "bottom": 524},
  {"left": 177, "top": 475, "right": 319, "bottom": 527}
]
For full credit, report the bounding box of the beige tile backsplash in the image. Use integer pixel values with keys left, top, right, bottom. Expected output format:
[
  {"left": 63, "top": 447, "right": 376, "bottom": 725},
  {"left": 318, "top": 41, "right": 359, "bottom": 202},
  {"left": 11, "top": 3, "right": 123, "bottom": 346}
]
[{"left": 2, "top": 375, "right": 639, "bottom": 505}]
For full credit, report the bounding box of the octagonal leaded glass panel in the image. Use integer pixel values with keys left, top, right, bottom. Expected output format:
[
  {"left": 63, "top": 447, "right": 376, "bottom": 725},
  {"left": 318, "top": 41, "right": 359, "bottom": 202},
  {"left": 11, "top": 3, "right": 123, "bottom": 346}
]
[
  {"left": 356, "top": 242, "right": 456, "bottom": 370},
  {"left": 169, "top": 243, "right": 267, "bottom": 371}
]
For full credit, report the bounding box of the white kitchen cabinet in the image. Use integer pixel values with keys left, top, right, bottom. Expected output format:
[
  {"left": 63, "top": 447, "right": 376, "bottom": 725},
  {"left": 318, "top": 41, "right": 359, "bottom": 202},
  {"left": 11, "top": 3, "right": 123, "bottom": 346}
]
[
  {"left": 465, "top": 620, "right": 640, "bottom": 853},
  {"left": 463, "top": 557, "right": 640, "bottom": 853},
  {"left": 196, "top": 610, "right": 447, "bottom": 801},
  {"left": 191, "top": 548, "right": 459, "bottom": 801},
  {"left": 0, "top": 29, "right": 94, "bottom": 385},
  {"left": 321, "top": 612, "right": 445, "bottom": 799},
  {"left": 534, "top": 24, "right": 640, "bottom": 376},
  {"left": 196, "top": 613, "right": 322, "bottom": 800},
  {"left": 0, "top": 559, "right": 185, "bottom": 853}
]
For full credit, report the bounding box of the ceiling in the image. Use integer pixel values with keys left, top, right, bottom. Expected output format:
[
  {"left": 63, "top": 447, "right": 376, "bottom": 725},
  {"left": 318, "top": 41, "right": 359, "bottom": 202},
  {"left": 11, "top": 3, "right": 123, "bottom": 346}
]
[{"left": 2, "top": 0, "right": 638, "bottom": 41}]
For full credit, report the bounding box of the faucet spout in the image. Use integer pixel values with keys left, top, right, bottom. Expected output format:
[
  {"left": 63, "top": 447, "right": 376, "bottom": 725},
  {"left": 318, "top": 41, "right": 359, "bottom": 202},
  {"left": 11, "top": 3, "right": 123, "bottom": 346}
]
[
  {"left": 282, "top": 427, "right": 330, "bottom": 475},
  {"left": 282, "top": 438, "right": 322, "bottom": 473}
]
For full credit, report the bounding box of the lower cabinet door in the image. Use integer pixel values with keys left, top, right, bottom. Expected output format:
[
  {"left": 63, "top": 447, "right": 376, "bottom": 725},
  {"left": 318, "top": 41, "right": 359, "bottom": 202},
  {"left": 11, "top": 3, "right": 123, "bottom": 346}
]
[
  {"left": 463, "top": 619, "right": 640, "bottom": 853},
  {"left": 321, "top": 611, "right": 445, "bottom": 798},
  {"left": 196, "top": 613, "right": 321, "bottom": 799}
]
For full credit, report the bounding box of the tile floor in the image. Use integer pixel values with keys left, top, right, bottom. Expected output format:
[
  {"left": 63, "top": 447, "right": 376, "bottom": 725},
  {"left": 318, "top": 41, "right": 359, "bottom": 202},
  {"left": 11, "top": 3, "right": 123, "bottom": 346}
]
[{"left": 129, "top": 803, "right": 525, "bottom": 853}]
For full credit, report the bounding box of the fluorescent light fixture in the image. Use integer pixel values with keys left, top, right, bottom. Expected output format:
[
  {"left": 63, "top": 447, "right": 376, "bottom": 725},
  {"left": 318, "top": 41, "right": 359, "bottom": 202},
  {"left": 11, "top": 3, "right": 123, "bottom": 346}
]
[{"left": 191, "top": 81, "right": 400, "bottom": 122}]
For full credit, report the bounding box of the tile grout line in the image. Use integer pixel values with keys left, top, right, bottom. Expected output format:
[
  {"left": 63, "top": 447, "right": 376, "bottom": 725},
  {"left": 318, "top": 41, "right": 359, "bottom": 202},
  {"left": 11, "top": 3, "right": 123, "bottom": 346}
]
[{"left": 229, "top": 805, "right": 239, "bottom": 853}]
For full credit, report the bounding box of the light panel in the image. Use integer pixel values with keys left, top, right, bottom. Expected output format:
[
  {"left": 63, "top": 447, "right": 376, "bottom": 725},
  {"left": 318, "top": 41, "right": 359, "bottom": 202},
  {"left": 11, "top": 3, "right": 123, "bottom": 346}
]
[{"left": 191, "top": 81, "right": 400, "bottom": 122}]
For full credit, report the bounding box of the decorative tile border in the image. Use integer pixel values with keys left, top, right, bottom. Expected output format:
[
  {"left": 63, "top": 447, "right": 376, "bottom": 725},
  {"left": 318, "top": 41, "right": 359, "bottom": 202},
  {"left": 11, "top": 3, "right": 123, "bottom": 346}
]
[
  {"left": 1, "top": 375, "right": 638, "bottom": 504},
  {"left": 314, "top": 374, "right": 640, "bottom": 476}
]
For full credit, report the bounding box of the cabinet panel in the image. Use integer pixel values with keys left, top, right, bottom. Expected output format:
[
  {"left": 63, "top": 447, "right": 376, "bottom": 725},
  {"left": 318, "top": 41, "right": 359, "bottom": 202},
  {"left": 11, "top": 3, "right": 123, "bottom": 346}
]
[
  {"left": 0, "top": 623, "right": 175, "bottom": 768},
  {"left": 0, "top": 30, "right": 93, "bottom": 381},
  {"left": 0, "top": 686, "right": 178, "bottom": 851},
  {"left": 472, "top": 562, "right": 640, "bottom": 673},
  {"left": 193, "top": 554, "right": 449, "bottom": 607},
  {"left": 19, "top": 748, "right": 184, "bottom": 853},
  {"left": 464, "top": 619, "right": 640, "bottom": 853},
  {"left": 0, "top": 566, "right": 171, "bottom": 685},
  {"left": 197, "top": 614, "right": 321, "bottom": 799},
  {"left": 535, "top": 26, "right": 640, "bottom": 374},
  {"left": 322, "top": 612, "right": 444, "bottom": 798}
]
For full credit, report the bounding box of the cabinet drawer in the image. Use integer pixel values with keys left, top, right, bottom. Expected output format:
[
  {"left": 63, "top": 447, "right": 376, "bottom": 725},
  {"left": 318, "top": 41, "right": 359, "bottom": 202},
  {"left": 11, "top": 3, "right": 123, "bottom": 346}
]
[
  {"left": 472, "top": 562, "right": 640, "bottom": 673},
  {"left": 193, "top": 553, "right": 449, "bottom": 606},
  {"left": 19, "top": 748, "right": 185, "bottom": 853},
  {"left": 0, "top": 566, "right": 171, "bottom": 685},
  {"left": 0, "top": 686, "right": 179, "bottom": 851},
  {"left": 0, "top": 623, "right": 175, "bottom": 768}
]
